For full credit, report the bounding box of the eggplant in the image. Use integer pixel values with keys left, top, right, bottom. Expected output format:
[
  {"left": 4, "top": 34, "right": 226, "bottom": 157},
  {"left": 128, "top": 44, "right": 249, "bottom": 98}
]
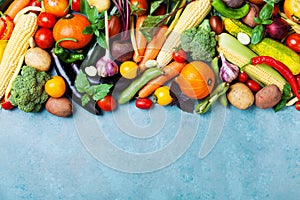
[{"left": 52, "top": 51, "right": 103, "bottom": 115}]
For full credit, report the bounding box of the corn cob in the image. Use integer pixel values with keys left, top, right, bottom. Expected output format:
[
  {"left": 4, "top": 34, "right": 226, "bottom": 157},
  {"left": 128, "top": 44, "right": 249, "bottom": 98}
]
[
  {"left": 217, "top": 33, "right": 286, "bottom": 91},
  {"left": 0, "top": 13, "right": 38, "bottom": 99},
  {"left": 156, "top": 0, "right": 211, "bottom": 67},
  {"left": 224, "top": 18, "right": 300, "bottom": 75}
]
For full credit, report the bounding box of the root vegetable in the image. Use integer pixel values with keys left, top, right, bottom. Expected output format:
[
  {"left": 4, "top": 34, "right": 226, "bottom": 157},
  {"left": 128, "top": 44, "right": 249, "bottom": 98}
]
[
  {"left": 222, "top": 0, "right": 245, "bottom": 8},
  {"left": 227, "top": 82, "right": 254, "bottom": 110},
  {"left": 25, "top": 47, "right": 51, "bottom": 72},
  {"left": 46, "top": 97, "right": 73, "bottom": 117},
  {"left": 255, "top": 84, "right": 282, "bottom": 109}
]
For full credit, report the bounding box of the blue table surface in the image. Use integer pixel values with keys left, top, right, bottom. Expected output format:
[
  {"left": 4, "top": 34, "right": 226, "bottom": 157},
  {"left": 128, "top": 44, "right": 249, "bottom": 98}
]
[{"left": 1, "top": 99, "right": 300, "bottom": 200}]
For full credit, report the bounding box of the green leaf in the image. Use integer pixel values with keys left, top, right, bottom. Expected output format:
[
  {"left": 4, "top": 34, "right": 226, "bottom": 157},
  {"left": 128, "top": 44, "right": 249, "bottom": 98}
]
[
  {"left": 261, "top": 19, "right": 273, "bottom": 25},
  {"left": 81, "top": 94, "right": 91, "bottom": 106},
  {"left": 75, "top": 70, "right": 90, "bottom": 93},
  {"left": 82, "top": 26, "right": 94, "bottom": 34},
  {"left": 87, "top": 6, "right": 99, "bottom": 24},
  {"left": 253, "top": 17, "right": 262, "bottom": 24},
  {"left": 274, "top": 83, "right": 292, "bottom": 112},
  {"left": 96, "top": 32, "right": 107, "bottom": 49},
  {"left": 92, "top": 84, "right": 113, "bottom": 101},
  {"left": 139, "top": 15, "right": 165, "bottom": 42},
  {"left": 150, "top": 0, "right": 165, "bottom": 15},
  {"left": 80, "top": 0, "right": 91, "bottom": 16},
  {"left": 251, "top": 24, "right": 264, "bottom": 45},
  {"left": 259, "top": 3, "right": 274, "bottom": 20}
]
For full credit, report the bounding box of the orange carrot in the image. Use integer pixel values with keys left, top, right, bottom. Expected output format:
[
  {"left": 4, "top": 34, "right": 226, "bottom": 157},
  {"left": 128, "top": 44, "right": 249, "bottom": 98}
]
[
  {"left": 5, "top": 0, "right": 31, "bottom": 19},
  {"left": 133, "top": 15, "right": 147, "bottom": 63},
  {"left": 138, "top": 61, "right": 186, "bottom": 98},
  {"left": 138, "top": 25, "right": 168, "bottom": 72}
]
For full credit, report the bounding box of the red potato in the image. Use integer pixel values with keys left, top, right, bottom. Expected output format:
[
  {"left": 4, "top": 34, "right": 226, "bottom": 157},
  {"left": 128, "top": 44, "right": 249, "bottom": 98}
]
[
  {"left": 255, "top": 84, "right": 282, "bottom": 109},
  {"left": 46, "top": 97, "right": 73, "bottom": 117}
]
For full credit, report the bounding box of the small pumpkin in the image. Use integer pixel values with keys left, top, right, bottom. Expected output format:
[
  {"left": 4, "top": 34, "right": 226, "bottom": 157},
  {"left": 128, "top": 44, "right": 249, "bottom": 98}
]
[
  {"left": 53, "top": 14, "right": 93, "bottom": 50},
  {"left": 176, "top": 61, "right": 215, "bottom": 99}
]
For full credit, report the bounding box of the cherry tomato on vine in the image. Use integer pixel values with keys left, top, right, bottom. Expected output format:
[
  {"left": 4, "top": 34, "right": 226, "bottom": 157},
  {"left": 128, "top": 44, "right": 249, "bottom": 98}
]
[
  {"left": 172, "top": 49, "right": 186, "bottom": 63},
  {"left": 34, "top": 28, "right": 55, "bottom": 49},
  {"left": 135, "top": 98, "right": 153, "bottom": 109},
  {"left": 238, "top": 71, "right": 248, "bottom": 83},
  {"left": 154, "top": 86, "right": 173, "bottom": 106},
  {"left": 97, "top": 95, "right": 117, "bottom": 112},
  {"left": 37, "top": 12, "right": 57, "bottom": 29},
  {"left": 130, "top": 0, "right": 148, "bottom": 16},
  {"left": 295, "top": 101, "right": 300, "bottom": 111},
  {"left": 246, "top": 79, "right": 261, "bottom": 93},
  {"left": 71, "top": 0, "right": 81, "bottom": 12}
]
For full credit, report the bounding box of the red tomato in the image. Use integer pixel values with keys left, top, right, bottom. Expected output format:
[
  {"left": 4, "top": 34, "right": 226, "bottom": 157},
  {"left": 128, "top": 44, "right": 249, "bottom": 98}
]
[
  {"left": 44, "top": 0, "right": 69, "bottom": 18},
  {"left": 28, "top": 0, "right": 42, "bottom": 7},
  {"left": 97, "top": 95, "right": 117, "bottom": 112},
  {"left": 238, "top": 71, "right": 248, "bottom": 83},
  {"left": 135, "top": 98, "right": 153, "bottom": 109},
  {"left": 286, "top": 33, "right": 300, "bottom": 53},
  {"left": 34, "top": 28, "right": 55, "bottom": 49},
  {"left": 37, "top": 12, "right": 57, "bottom": 29},
  {"left": 71, "top": 0, "right": 81, "bottom": 12},
  {"left": 1, "top": 94, "right": 14, "bottom": 110},
  {"left": 295, "top": 101, "right": 300, "bottom": 111},
  {"left": 130, "top": 0, "right": 148, "bottom": 16},
  {"left": 108, "top": 15, "right": 121, "bottom": 37},
  {"left": 246, "top": 79, "right": 262, "bottom": 93},
  {"left": 172, "top": 49, "right": 186, "bottom": 63}
]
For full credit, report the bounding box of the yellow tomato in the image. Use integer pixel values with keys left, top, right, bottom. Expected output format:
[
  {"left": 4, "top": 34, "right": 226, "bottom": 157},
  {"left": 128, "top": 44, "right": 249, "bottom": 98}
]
[
  {"left": 154, "top": 86, "right": 173, "bottom": 106},
  {"left": 120, "top": 61, "right": 139, "bottom": 79},
  {"left": 45, "top": 76, "right": 66, "bottom": 98}
]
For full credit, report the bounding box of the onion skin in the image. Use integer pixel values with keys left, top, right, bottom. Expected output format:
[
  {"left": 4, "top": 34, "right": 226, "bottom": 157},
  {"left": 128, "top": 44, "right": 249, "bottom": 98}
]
[{"left": 265, "top": 17, "right": 289, "bottom": 40}]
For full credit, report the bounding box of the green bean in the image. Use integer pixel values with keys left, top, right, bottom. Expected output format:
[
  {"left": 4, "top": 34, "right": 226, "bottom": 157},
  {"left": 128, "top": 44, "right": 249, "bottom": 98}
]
[{"left": 118, "top": 68, "right": 164, "bottom": 104}]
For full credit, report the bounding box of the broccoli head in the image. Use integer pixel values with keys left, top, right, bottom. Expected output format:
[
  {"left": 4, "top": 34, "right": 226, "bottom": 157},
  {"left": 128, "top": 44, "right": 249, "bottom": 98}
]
[
  {"left": 180, "top": 19, "right": 217, "bottom": 62},
  {"left": 10, "top": 65, "right": 50, "bottom": 112}
]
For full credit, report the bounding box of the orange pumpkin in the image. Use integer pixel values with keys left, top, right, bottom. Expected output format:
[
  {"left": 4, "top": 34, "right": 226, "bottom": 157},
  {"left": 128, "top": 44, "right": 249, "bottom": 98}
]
[
  {"left": 176, "top": 61, "right": 215, "bottom": 99},
  {"left": 53, "top": 14, "right": 93, "bottom": 50},
  {"left": 284, "top": 0, "right": 300, "bottom": 24}
]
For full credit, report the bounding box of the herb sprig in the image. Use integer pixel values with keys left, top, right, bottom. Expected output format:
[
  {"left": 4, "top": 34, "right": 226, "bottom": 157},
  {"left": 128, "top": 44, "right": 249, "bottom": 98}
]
[{"left": 75, "top": 70, "right": 113, "bottom": 106}]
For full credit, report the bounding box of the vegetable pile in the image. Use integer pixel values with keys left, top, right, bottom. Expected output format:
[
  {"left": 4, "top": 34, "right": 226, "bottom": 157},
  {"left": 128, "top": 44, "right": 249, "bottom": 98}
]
[{"left": 1, "top": 0, "right": 300, "bottom": 117}]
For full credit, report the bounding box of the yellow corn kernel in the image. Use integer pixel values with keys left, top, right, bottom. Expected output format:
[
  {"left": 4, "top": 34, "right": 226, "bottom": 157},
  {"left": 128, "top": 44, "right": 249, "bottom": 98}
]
[
  {"left": 0, "top": 13, "right": 38, "bottom": 99},
  {"left": 156, "top": 0, "right": 211, "bottom": 67}
]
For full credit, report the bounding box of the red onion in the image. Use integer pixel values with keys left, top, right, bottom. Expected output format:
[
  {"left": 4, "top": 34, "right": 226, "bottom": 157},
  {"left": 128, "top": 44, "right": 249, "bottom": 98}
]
[
  {"left": 219, "top": 53, "right": 239, "bottom": 83},
  {"left": 265, "top": 17, "right": 289, "bottom": 40}
]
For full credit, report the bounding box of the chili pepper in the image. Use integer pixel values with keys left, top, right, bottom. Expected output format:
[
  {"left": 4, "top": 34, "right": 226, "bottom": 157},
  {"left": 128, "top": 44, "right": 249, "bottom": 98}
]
[
  {"left": 54, "top": 38, "right": 85, "bottom": 63},
  {"left": 0, "top": 11, "right": 14, "bottom": 40},
  {"left": 251, "top": 56, "right": 300, "bottom": 101},
  {"left": 52, "top": 51, "right": 102, "bottom": 115}
]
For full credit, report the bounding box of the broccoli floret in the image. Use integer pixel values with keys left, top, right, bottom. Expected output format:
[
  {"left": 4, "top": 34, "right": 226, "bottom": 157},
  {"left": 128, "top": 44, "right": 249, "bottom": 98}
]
[
  {"left": 10, "top": 66, "right": 50, "bottom": 113},
  {"left": 180, "top": 19, "right": 217, "bottom": 62}
]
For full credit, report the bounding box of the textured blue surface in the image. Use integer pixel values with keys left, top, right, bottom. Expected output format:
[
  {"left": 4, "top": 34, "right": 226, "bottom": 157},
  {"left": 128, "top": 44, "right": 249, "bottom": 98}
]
[{"left": 1, "top": 100, "right": 300, "bottom": 200}]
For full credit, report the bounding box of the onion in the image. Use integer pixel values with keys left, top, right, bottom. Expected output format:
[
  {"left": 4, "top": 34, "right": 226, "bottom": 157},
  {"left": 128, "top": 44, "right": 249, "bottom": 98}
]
[
  {"left": 265, "top": 17, "right": 289, "bottom": 40},
  {"left": 96, "top": 11, "right": 119, "bottom": 77},
  {"left": 219, "top": 53, "right": 239, "bottom": 83}
]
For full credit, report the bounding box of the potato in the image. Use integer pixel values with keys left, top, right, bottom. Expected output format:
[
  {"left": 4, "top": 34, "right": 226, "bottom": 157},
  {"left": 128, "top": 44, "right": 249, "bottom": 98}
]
[
  {"left": 227, "top": 82, "right": 254, "bottom": 110},
  {"left": 25, "top": 47, "right": 51, "bottom": 71},
  {"left": 255, "top": 84, "right": 281, "bottom": 109},
  {"left": 46, "top": 97, "right": 73, "bottom": 117}
]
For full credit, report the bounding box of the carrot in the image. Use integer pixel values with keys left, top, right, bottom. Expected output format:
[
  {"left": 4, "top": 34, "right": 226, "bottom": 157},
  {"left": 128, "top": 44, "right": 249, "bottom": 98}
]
[
  {"left": 133, "top": 15, "right": 147, "bottom": 63},
  {"left": 138, "top": 25, "right": 168, "bottom": 72},
  {"left": 5, "top": 0, "right": 31, "bottom": 19},
  {"left": 138, "top": 61, "right": 186, "bottom": 98}
]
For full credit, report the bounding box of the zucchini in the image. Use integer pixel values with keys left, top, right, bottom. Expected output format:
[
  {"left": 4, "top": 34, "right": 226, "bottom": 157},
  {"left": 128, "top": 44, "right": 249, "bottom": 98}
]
[{"left": 224, "top": 18, "right": 300, "bottom": 75}]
